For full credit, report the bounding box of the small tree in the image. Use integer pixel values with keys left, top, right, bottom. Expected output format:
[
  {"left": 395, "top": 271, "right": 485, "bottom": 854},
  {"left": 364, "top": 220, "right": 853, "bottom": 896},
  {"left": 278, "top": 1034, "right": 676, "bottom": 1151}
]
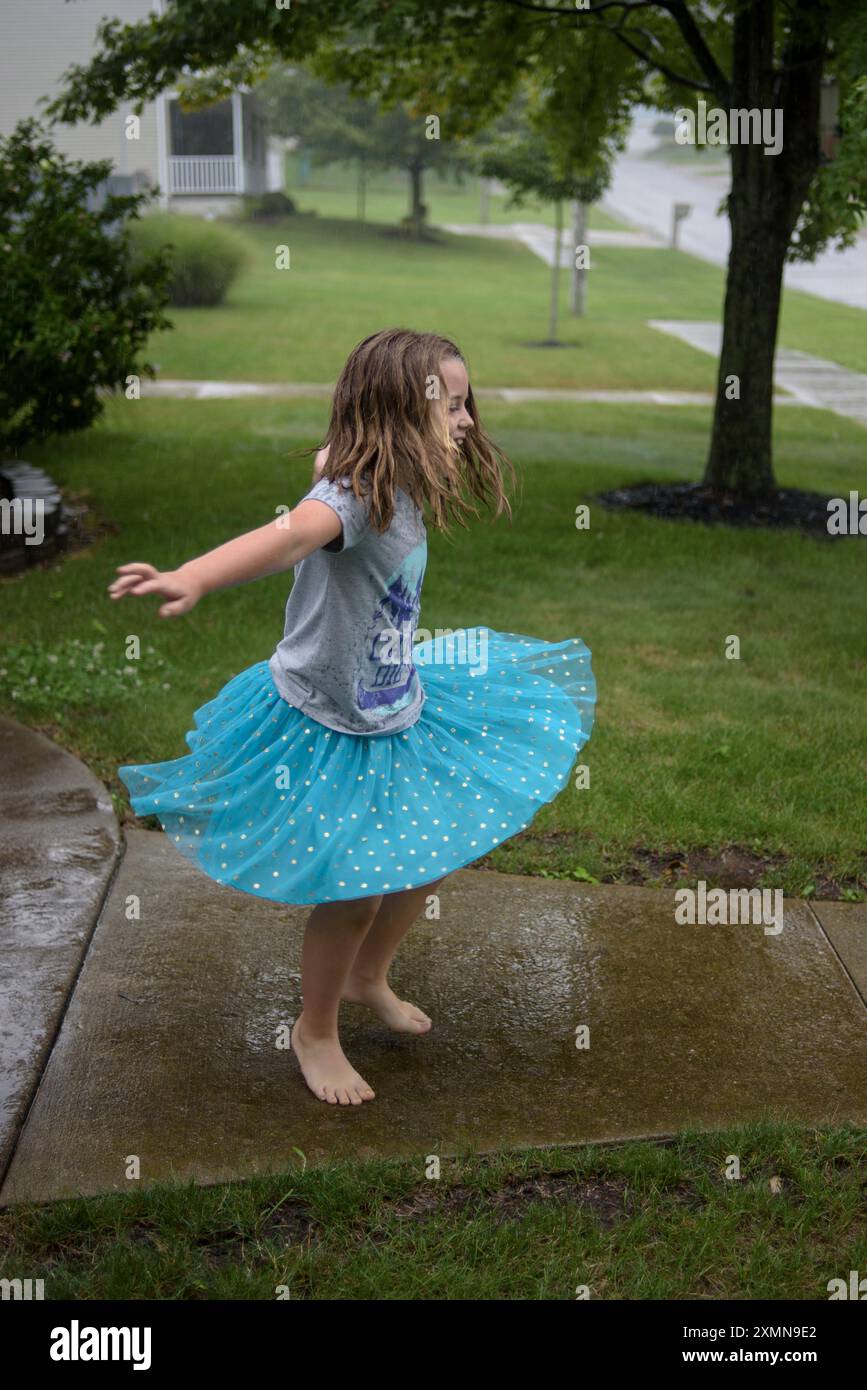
[
  {"left": 259, "top": 64, "right": 472, "bottom": 239},
  {"left": 257, "top": 65, "right": 378, "bottom": 221},
  {"left": 0, "top": 119, "right": 173, "bottom": 454},
  {"left": 371, "top": 100, "right": 474, "bottom": 239},
  {"left": 476, "top": 132, "right": 610, "bottom": 345},
  {"left": 472, "top": 88, "right": 616, "bottom": 344}
]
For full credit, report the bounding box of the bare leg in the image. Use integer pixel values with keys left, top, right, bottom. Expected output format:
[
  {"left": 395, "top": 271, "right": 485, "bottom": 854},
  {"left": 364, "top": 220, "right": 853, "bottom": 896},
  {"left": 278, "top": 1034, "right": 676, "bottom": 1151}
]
[
  {"left": 342, "top": 877, "right": 446, "bottom": 1033},
  {"left": 291, "top": 894, "right": 383, "bottom": 1106}
]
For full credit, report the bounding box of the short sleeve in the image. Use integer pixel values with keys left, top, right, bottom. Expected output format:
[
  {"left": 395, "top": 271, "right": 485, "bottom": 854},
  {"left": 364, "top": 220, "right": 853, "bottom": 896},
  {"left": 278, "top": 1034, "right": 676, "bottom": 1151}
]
[{"left": 304, "top": 476, "right": 370, "bottom": 553}]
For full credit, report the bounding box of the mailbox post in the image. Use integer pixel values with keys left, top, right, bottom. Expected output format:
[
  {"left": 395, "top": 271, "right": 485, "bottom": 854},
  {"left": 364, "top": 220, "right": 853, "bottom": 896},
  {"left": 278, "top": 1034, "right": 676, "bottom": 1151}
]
[{"left": 671, "top": 201, "right": 692, "bottom": 249}]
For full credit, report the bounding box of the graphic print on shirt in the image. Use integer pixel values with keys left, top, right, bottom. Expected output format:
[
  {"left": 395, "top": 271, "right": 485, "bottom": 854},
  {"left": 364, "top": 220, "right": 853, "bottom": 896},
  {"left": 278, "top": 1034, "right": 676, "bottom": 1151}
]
[{"left": 356, "top": 540, "right": 426, "bottom": 713}]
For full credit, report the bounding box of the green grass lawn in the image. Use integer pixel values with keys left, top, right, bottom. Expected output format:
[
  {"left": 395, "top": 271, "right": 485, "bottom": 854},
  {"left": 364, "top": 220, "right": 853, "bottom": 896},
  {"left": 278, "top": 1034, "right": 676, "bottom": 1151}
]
[
  {"left": 1, "top": 1121, "right": 863, "bottom": 1299},
  {"left": 136, "top": 211, "right": 867, "bottom": 384},
  {"left": 280, "top": 154, "right": 630, "bottom": 231},
  {"left": 2, "top": 393, "right": 864, "bottom": 897}
]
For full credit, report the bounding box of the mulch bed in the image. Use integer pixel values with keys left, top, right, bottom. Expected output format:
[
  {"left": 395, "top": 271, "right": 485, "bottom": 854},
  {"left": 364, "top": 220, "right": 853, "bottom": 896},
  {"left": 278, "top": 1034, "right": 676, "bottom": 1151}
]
[{"left": 595, "top": 481, "right": 851, "bottom": 538}]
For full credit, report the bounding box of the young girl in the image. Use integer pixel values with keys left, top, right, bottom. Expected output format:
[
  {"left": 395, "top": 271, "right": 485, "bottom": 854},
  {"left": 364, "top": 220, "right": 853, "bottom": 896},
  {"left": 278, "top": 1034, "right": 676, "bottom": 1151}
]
[{"left": 110, "top": 328, "right": 595, "bottom": 1107}]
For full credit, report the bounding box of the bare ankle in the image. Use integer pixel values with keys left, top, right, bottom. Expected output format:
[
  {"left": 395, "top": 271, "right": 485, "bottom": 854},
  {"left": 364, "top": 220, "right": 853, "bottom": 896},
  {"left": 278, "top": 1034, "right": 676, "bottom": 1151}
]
[
  {"left": 294, "top": 1011, "right": 339, "bottom": 1044},
  {"left": 347, "top": 967, "right": 387, "bottom": 987}
]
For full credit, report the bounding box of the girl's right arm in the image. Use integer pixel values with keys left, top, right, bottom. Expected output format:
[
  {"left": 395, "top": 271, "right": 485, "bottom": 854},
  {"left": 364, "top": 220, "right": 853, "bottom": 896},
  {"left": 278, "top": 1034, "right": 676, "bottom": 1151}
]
[
  {"left": 107, "top": 498, "right": 343, "bottom": 618},
  {"left": 311, "top": 442, "right": 330, "bottom": 485}
]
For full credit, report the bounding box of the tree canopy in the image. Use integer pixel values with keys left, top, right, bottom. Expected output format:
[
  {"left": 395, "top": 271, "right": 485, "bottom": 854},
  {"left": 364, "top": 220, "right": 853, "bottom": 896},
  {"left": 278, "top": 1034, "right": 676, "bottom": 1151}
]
[
  {"left": 43, "top": 0, "right": 867, "bottom": 498},
  {"left": 45, "top": 1, "right": 864, "bottom": 260}
]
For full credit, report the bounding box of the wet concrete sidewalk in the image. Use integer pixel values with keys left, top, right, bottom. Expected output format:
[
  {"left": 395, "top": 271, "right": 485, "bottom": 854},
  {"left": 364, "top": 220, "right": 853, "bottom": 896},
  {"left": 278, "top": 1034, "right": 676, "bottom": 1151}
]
[
  {"left": 1, "top": 718, "right": 866, "bottom": 1208},
  {"left": 0, "top": 715, "right": 121, "bottom": 1186},
  {"left": 649, "top": 321, "right": 867, "bottom": 432},
  {"left": 139, "top": 379, "right": 801, "bottom": 408}
]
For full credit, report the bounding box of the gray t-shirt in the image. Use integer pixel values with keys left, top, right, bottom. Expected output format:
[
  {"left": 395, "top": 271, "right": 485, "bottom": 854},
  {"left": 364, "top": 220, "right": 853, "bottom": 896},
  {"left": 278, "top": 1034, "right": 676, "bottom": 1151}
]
[{"left": 269, "top": 476, "right": 428, "bottom": 736}]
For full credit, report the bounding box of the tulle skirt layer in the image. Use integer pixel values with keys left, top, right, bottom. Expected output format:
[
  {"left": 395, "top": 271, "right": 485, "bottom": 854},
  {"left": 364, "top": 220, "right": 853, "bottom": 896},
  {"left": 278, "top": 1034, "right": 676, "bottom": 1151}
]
[{"left": 118, "top": 626, "right": 595, "bottom": 905}]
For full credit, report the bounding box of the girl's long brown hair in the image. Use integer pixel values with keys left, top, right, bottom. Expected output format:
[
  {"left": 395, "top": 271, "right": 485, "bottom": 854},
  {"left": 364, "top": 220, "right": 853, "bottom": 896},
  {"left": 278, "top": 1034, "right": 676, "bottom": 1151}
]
[{"left": 291, "top": 328, "right": 519, "bottom": 536}]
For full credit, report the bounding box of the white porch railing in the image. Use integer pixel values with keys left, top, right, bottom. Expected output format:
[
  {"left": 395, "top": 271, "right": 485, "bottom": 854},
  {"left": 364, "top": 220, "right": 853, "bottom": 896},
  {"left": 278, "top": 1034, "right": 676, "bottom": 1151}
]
[
  {"left": 167, "top": 156, "right": 269, "bottom": 196},
  {"left": 168, "top": 156, "right": 240, "bottom": 194}
]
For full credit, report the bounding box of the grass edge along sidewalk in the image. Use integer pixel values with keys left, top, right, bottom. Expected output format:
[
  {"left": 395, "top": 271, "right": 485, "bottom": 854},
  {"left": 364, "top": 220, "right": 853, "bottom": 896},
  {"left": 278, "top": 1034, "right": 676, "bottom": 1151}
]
[{"left": 1, "top": 1123, "right": 865, "bottom": 1300}]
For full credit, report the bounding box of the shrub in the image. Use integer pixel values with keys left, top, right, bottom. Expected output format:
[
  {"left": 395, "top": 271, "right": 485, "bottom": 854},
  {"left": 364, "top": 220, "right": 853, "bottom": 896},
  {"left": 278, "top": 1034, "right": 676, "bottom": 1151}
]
[
  {"left": 0, "top": 118, "right": 173, "bottom": 453},
  {"left": 128, "top": 213, "right": 250, "bottom": 307},
  {"left": 246, "top": 190, "right": 297, "bottom": 220}
]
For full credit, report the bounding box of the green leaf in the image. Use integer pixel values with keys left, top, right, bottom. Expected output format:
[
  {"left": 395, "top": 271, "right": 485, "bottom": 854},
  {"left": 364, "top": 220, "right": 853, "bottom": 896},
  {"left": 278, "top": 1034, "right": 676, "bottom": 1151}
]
[{"left": 571, "top": 866, "right": 599, "bottom": 884}]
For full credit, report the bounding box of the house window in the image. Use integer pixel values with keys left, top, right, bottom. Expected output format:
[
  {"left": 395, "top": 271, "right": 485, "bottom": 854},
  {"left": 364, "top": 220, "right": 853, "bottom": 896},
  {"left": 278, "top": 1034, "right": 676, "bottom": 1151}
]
[{"left": 169, "top": 99, "right": 234, "bottom": 157}]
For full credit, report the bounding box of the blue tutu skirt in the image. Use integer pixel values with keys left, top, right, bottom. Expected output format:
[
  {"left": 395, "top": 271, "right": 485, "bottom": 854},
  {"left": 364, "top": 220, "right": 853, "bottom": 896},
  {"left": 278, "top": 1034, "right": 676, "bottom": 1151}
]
[{"left": 118, "top": 627, "right": 595, "bottom": 906}]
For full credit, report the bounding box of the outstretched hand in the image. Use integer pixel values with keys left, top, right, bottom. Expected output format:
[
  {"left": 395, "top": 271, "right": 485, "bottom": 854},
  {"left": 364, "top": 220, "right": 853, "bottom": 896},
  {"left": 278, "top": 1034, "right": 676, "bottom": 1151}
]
[{"left": 108, "top": 563, "right": 202, "bottom": 619}]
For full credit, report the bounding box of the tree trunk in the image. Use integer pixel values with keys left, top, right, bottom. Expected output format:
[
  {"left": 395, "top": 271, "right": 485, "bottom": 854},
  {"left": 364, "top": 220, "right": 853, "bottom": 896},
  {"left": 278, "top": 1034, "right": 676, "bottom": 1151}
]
[
  {"left": 570, "top": 199, "right": 587, "bottom": 316},
  {"left": 357, "top": 157, "right": 366, "bottom": 222},
  {"left": 408, "top": 161, "right": 425, "bottom": 239},
  {"left": 703, "top": 0, "right": 828, "bottom": 496},
  {"left": 548, "top": 198, "right": 563, "bottom": 342},
  {"left": 704, "top": 185, "right": 791, "bottom": 494},
  {"left": 480, "top": 176, "right": 491, "bottom": 224}
]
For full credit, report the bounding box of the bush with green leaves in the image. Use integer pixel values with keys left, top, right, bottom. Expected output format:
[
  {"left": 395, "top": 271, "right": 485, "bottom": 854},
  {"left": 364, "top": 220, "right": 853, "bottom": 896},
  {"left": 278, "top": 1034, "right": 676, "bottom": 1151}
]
[
  {"left": 241, "top": 190, "right": 297, "bottom": 221},
  {"left": 0, "top": 118, "right": 173, "bottom": 454},
  {"left": 128, "top": 212, "right": 250, "bottom": 307}
]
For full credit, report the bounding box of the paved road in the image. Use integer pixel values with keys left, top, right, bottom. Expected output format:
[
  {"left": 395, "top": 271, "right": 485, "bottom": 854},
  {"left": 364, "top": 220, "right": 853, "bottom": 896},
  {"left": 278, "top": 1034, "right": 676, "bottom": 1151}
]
[
  {"left": 602, "top": 138, "right": 867, "bottom": 311},
  {"left": 445, "top": 112, "right": 867, "bottom": 312}
]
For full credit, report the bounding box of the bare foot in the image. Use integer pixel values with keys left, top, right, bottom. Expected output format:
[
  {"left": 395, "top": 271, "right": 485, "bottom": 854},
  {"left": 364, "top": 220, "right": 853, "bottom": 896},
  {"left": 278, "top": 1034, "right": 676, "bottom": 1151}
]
[
  {"left": 342, "top": 975, "right": 432, "bottom": 1034},
  {"left": 290, "top": 1014, "right": 376, "bottom": 1105}
]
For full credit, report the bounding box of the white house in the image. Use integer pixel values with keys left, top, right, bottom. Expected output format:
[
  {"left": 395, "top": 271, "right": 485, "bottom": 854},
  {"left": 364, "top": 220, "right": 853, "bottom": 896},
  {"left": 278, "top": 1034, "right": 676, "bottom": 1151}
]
[{"left": 0, "top": 0, "right": 286, "bottom": 216}]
